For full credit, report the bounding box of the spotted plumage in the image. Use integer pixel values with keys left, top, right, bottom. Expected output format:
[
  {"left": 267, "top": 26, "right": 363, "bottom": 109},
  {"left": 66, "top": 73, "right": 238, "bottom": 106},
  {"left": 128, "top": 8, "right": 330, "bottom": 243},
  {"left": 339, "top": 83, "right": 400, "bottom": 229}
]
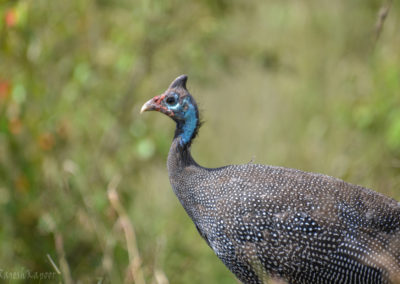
[{"left": 141, "top": 75, "right": 400, "bottom": 284}]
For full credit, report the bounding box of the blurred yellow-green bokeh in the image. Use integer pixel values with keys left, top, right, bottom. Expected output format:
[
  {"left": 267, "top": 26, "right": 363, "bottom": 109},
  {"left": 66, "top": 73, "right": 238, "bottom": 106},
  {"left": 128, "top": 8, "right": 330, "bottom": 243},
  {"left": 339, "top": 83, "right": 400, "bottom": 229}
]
[{"left": 0, "top": 0, "right": 399, "bottom": 283}]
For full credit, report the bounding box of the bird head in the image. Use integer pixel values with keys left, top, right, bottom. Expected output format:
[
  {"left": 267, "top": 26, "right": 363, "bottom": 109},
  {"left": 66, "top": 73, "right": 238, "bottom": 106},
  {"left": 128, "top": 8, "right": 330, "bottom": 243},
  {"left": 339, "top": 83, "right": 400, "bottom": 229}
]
[
  {"left": 141, "top": 75, "right": 198, "bottom": 122},
  {"left": 140, "top": 75, "right": 200, "bottom": 145}
]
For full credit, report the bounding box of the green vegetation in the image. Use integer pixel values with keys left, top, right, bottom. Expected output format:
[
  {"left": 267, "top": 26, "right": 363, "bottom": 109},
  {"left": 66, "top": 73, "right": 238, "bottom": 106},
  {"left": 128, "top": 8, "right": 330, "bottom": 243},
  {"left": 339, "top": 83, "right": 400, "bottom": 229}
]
[{"left": 0, "top": 0, "right": 399, "bottom": 283}]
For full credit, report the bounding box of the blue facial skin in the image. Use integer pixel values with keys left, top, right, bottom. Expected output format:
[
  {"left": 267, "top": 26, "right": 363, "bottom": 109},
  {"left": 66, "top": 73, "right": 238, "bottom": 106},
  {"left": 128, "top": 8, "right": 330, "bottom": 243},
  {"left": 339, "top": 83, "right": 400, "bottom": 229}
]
[
  {"left": 166, "top": 95, "right": 198, "bottom": 146},
  {"left": 180, "top": 100, "right": 197, "bottom": 145}
]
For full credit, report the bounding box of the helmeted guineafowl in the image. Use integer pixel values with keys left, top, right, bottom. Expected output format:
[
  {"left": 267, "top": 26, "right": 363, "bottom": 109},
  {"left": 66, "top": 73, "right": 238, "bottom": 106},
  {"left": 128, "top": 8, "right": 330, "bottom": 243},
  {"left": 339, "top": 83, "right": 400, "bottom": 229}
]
[{"left": 140, "top": 75, "right": 400, "bottom": 284}]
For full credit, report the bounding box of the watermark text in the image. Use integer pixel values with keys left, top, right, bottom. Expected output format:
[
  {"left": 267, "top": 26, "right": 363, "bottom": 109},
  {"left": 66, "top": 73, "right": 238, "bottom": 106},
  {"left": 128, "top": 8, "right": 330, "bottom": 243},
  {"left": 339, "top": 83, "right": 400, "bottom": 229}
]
[{"left": 0, "top": 268, "right": 57, "bottom": 280}]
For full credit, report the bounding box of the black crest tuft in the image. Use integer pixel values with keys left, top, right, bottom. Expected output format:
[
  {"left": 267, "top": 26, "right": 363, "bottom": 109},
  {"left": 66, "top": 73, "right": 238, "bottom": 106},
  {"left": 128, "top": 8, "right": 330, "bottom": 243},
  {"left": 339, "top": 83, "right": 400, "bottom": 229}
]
[{"left": 169, "top": 74, "right": 188, "bottom": 89}]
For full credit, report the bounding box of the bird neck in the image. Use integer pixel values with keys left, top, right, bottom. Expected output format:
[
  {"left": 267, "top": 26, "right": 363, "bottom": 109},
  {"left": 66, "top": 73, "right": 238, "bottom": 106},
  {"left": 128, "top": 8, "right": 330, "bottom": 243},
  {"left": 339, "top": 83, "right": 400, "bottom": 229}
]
[
  {"left": 174, "top": 102, "right": 199, "bottom": 147},
  {"left": 168, "top": 138, "right": 197, "bottom": 170},
  {"left": 167, "top": 137, "right": 204, "bottom": 223},
  {"left": 168, "top": 105, "right": 201, "bottom": 171},
  {"left": 168, "top": 102, "right": 201, "bottom": 187}
]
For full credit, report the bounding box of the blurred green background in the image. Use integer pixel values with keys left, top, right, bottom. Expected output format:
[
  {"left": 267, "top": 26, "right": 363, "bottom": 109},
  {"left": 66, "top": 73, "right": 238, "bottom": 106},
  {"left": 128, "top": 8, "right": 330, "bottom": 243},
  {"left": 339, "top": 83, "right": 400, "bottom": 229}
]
[{"left": 0, "top": 0, "right": 399, "bottom": 283}]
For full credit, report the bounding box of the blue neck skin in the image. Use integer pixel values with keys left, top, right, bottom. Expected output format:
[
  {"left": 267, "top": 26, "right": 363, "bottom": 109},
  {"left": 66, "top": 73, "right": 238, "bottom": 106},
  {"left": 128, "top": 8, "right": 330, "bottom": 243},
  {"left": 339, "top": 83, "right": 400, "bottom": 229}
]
[{"left": 176, "top": 99, "right": 198, "bottom": 146}]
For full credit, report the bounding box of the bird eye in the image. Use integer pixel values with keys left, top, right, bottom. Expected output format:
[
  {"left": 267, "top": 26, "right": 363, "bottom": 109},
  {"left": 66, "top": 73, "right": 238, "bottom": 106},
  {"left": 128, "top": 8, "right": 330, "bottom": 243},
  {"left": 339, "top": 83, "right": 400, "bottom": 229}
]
[{"left": 166, "top": 96, "right": 177, "bottom": 105}]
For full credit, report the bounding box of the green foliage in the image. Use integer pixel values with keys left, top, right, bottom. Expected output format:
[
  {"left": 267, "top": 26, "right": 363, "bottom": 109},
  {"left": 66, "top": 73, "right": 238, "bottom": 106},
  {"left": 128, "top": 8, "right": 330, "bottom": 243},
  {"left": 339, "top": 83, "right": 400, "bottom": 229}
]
[{"left": 0, "top": 0, "right": 399, "bottom": 283}]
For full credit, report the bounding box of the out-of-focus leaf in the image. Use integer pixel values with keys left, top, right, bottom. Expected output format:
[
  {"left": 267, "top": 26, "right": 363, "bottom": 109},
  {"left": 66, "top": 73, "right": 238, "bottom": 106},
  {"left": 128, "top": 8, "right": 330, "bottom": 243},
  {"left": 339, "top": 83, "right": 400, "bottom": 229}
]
[
  {"left": 73, "top": 62, "right": 91, "bottom": 85},
  {"left": 137, "top": 138, "right": 155, "bottom": 160},
  {"left": 11, "top": 84, "right": 26, "bottom": 104}
]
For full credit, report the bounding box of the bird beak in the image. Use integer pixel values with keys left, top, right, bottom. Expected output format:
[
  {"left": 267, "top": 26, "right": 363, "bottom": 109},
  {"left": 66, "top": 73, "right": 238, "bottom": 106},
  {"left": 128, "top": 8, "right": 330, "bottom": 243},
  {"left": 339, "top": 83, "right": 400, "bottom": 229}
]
[
  {"left": 141, "top": 94, "right": 174, "bottom": 117},
  {"left": 140, "top": 97, "right": 159, "bottom": 113}
]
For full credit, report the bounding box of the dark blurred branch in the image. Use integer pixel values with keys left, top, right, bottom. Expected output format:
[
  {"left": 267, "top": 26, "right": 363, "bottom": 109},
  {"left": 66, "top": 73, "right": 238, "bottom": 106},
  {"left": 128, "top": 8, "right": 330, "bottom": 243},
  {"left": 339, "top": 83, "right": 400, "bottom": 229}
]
[{"left": 375, "top": 0, "right": 393, "bottom": 43}]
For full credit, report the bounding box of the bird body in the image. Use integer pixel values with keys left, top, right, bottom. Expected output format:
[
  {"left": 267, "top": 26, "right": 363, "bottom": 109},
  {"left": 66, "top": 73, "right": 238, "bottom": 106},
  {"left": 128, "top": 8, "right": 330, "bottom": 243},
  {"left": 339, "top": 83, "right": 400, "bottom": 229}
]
[{"left": 141, "top": 75, "right": 400, "bottom": 284}]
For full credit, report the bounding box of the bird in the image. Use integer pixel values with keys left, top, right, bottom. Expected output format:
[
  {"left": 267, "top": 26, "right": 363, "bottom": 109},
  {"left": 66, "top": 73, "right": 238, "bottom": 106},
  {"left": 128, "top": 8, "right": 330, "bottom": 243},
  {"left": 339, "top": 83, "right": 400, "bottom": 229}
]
[{"left": 140, "top": 75, "right": 400, "bottom": 284}]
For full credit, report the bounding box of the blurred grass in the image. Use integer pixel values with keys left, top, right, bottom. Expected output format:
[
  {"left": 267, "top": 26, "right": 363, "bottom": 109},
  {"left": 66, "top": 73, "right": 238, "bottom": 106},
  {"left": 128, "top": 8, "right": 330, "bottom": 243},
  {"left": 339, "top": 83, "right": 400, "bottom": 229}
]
[{"left": 0, "top": 0, "right": 399, "bottom": 283}]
